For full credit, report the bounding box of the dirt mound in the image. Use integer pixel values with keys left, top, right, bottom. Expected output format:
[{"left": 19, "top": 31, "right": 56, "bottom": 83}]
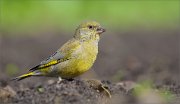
[{"left": 0, "top": 79, "right": 180, "bottom": 104}]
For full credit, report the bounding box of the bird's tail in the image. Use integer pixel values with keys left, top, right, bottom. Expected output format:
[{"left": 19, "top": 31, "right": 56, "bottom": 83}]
[{"left": 12, "top": 72, "right": 38, "bottom": 81}]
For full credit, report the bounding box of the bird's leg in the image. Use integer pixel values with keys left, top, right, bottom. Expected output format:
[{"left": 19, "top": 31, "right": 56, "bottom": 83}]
[{"left": 57, "top": 77, "right": 62, "bottom": 84}]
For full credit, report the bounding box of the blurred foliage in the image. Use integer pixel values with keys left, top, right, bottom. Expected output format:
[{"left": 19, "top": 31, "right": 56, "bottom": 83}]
[
  {"left": 133, "top": 80, "right": 174, "bottom": 103},
  {"left": 159, "top": 89, "right": 175, "bottom": 102},
  {"left": 133, "top": 80, "right": 153, "bottom": 96},
  {"left": 5, "top": 63, "right": 19, "bottom": 76},
  {"left": 0, "top": 0, "right": 179, "bottom": 35},
  {"left": 111, "top": 69, "right": 124, "bottom": 81}
]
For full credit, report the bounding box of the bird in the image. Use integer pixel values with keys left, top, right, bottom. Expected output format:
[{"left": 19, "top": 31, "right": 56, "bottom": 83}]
[{"left": 13, "top": 21, "right": 105, "bottom": 81}]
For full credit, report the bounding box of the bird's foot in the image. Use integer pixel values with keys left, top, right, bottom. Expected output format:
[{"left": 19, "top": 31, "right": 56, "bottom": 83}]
[{"left": 57, "top": 77, "right": 62, "bottom": 84}]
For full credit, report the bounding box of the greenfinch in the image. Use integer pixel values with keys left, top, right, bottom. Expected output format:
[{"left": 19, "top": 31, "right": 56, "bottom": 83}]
[{"left": 13, "top": 21, "right": 105, "bottom": 81}]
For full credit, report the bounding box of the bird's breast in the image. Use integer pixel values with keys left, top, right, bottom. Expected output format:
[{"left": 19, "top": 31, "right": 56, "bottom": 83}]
[
  {"left": 71, "top": 40, "right": 98, "bottom": 58},
  {"left": 75, "top": 42, "right": 98, "bottom": 69},
  {"left": 75, "top": 43, "right": 97, "bottom": 74}
]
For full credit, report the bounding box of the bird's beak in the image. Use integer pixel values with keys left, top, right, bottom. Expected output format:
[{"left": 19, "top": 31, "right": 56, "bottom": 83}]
[{"left": 97, "top": 27, "right": 106, "bottom": 34}]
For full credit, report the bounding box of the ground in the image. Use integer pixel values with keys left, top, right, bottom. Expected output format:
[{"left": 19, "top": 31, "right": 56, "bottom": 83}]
[
  {"left": 0, "top": 29, "right": 179, "bottom": 104},
  {"left": 0, "top": 79, "right": 180, "bottom": 104}
]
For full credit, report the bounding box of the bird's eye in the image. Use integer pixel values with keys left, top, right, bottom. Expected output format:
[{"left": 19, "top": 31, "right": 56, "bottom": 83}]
[{"left": 88, "top": 25, "right": 93, "bottom": 29}]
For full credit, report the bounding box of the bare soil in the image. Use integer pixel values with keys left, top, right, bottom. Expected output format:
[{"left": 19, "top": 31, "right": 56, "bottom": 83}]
[{"left": 0, "top": 29, "right": 179, "bottom": 104}]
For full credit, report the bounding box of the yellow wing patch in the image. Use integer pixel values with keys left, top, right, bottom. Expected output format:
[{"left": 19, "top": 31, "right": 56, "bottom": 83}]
[
  {"left": 39, "top": 58, "right": 70, "bottom": 69},
  {"left": 39, "top": 60, "right": 58, "bottom": 68}
]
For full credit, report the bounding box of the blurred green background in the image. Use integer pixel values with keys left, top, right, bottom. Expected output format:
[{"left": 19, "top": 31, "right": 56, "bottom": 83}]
[{"left": 1, "top": 0, "right": 179, "bottom": 35}]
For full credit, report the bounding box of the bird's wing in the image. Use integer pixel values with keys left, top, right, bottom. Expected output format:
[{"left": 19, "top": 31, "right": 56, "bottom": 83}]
[
  {"left": 29, "top": 51, "right": 65, "bottom": 71},
  {"left": 29, "top": 39, "right": 80, "bottom": 72}
]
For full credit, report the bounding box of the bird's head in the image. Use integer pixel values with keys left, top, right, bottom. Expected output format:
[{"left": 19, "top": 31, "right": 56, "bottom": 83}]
[{"left": 74, "top": 21, "right": 105, "bottom": 42}]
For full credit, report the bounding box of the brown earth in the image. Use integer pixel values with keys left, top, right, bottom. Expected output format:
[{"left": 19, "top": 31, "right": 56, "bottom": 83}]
[{"left": 0, "top": 29, "right": 179, "bottom": 104}]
